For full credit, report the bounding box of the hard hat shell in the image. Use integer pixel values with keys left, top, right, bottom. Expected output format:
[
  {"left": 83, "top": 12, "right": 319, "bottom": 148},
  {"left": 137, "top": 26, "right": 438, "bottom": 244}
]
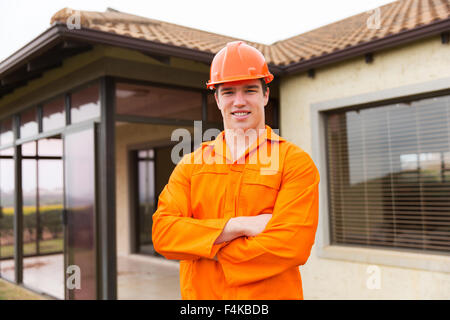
[{"left": 206, "top": 41, "right": 274, "bottom": 89}]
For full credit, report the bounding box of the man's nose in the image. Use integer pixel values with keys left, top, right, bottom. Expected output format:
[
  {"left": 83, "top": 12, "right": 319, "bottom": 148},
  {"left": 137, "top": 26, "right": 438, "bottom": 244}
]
[{"left": 233, "top": 90, "right": 246, "bottom": 107}]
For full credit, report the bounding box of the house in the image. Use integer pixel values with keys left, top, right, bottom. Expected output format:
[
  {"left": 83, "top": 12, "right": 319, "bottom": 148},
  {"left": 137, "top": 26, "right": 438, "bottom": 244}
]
[{"left": 0, "top": 0, "right": 449, "bottom": 299}]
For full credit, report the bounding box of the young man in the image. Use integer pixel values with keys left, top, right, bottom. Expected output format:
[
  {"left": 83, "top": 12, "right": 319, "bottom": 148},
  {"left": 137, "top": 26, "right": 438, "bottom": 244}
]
[{"left": 152, "top": 41, "right": 319, "bottom": 300}]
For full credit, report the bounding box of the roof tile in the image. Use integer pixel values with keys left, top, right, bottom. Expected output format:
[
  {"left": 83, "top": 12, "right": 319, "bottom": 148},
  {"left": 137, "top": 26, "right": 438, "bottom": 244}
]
[{"left": 50, "top": 0, "right": 450, "bottom": 67}]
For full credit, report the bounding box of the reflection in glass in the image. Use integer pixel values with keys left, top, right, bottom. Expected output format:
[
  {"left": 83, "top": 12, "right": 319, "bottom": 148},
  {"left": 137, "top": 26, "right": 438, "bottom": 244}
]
[
  {"left": 65, "top": 128, "right": 97, "bottom": 299},
  {"left": 43, "top": 96, "right": 65, "bottom": 132},
  {"left": 265, "top": 99, "right": 277, "bottom": 128},
  {"left": 138, "top": 157, "right": 155, "bottom": 254},
  {"left": 38, "top": 160, "right": 63, "bottom": 254},
  {"left": 0, "top": 148, "right": 15, "bottom": 281},
  {"left": 22, "top": 138, "right": 64, "bottom": 299},
  {"left": 116, "top": 83, "right": 202, "bottom": 120},
  {"left": 38, "top": 138, "right": 63, "bottom": 157},
  {"left": 71, "top": 83, "right": 100, "bottom": 123},
  {"left": 326, "top": 95, "right": 450, "bottom": 253},
  {"left": 0, "top": 118, "right": 13, "bottom": 146},
  {"left": 207, "top": 93, "right": 222, "bottom": 123},
  {"left": 20, "top": 107, "right": 38, "bottom": 139},
  {"left": 22, "top": 158, "right": 37, "bottom": 257},
  {"left": 22, "top": 141, "right": 37, "bottom": 157}
]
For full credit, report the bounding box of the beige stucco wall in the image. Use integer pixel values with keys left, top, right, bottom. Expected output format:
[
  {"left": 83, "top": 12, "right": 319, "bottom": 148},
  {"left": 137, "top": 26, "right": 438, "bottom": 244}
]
[
  {"left": 115, "top": 122, "right": 194, "bottom": 256},
  {"left": 280, "top": 35, "right": 450, "bottom": 299}
]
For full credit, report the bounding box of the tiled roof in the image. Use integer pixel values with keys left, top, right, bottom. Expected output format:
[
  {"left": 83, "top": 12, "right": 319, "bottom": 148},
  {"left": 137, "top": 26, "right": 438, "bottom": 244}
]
[{"left": 47, "top": 0, "right": 450, "bottom": 67}]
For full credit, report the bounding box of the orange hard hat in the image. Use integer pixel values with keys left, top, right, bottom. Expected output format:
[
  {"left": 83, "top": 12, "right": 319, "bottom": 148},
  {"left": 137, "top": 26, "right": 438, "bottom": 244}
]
[{"left": 206, "top": 41, "right": 274, "bottom": 89}]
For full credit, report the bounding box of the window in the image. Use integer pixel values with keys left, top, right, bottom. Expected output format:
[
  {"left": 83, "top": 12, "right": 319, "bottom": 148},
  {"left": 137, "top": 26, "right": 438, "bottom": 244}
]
[
  {"left": 71, "top": 83, "right": 100, "bottom": 123},
  {"left": 325, "top": 94, "right": 450, "bottom": 254},
  {"left": 42, "top": 96, "right": 65, "bottom": 132},
  {"left": 20, "top": 107, "right": 38, "bottom": 139},
  {"left": 0, "top": 147, "right": 15, "bottom": 281},
  {"left": 0, "top": 118, "right": 13, "bottom": 146},
  {"left": 116, "top": 82, "right": 202, "bottom": 120},
  {"left": 22, "top": 137, "right": 64, "bottom": 299}
]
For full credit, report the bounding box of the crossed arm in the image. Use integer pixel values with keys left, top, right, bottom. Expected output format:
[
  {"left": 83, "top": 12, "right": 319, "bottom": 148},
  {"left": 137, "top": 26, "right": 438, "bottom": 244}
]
[
  {"left": 152, "top": 149, "right": 319, "bottom": 285},
  {"left": 213, "top": 213, "right": 273, "bottom": 244}
]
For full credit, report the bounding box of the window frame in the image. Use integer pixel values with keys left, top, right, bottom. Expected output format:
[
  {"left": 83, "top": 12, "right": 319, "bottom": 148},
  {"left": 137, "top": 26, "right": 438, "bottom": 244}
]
[{"left": 310, "top": 76, "right": 450, "bottom": 273}]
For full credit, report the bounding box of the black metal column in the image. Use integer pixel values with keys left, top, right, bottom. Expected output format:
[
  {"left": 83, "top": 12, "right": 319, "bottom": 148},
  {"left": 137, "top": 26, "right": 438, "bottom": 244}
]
[
  {"left": 99, "top": 76, "right": 117, "bottom": 300},
  {"left": 13, "top": 115, "right": 23, "bottom": 284}
]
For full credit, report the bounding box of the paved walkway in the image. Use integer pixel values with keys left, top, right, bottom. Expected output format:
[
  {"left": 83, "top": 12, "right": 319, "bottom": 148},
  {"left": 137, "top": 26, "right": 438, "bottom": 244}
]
[
  {"left": 117, "top": 254, "right": 181, "bottom": 300},
  {"left": 1, "top": 253, "right": 181, "bottom": 300}
]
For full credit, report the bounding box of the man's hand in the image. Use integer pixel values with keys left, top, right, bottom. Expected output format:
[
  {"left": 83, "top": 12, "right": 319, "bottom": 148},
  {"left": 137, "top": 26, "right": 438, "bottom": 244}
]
[{"left": 214, "top": 213, "right": 272, "bottom": 244}]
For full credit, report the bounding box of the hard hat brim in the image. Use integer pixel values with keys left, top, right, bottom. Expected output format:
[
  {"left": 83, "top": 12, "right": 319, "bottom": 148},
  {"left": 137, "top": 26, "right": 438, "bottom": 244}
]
[{"left": 206, "top": 74, "right": 274, "bottom": 90}]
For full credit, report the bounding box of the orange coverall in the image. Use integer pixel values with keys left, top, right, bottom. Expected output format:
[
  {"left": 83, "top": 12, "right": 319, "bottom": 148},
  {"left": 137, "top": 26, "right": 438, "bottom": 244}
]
[{"left": 152, "top": 125, "right": 320, "bottom": 299}]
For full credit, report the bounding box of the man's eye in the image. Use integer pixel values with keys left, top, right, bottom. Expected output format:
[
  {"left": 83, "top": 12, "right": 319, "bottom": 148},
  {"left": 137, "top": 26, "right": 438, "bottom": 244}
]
[{"left": 222, "top": 91, "right": 233, "bottom": 95}]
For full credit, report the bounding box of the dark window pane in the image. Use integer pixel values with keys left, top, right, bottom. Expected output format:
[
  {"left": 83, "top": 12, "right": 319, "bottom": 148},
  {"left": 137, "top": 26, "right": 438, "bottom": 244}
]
[
  {"left": 43, "top": 96, "right": 65, "bottom": 132},
  {"left": 207, "top": 93, "right": 222, "bottom": 123},
  {"left": 65, "top": 127, "right": 96, "bottom": 299},
  {"left": 0, "top": 148, "right": 14, "bottom": 281},
  {"left": 116, "top": 83, "right": 202, "bottom": 120},
  {"left": 0, "top": 118, "right": 13, "bottom": 145},
  {"left": 71, "top": 83, "right": 100, "bottom": 123},
  {"left": 20, "top": 107, "right": 38, "bottom": 139},
  {"left": 265, "top": 99, "right": 277, "bottom": 128}
]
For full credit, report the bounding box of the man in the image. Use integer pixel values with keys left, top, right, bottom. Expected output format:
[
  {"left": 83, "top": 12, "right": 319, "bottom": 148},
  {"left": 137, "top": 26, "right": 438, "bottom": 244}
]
[{"left": 152, "top": 41, "right": 319, "bottom": 300}]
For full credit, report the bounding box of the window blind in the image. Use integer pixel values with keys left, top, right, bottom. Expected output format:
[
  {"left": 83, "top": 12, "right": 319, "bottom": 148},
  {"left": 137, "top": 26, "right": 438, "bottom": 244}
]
[{"left": 325, "top": 94, "right": 450, "bottom": 254}]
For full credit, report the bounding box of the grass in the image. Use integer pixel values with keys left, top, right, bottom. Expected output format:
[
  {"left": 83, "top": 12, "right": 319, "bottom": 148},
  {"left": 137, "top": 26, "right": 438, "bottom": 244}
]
[
  {"left": 1, "top": 238, "right": 63, "bottom": 258},
  {"left": 0, "top": 278, "right": 47, "bottom": 300}
]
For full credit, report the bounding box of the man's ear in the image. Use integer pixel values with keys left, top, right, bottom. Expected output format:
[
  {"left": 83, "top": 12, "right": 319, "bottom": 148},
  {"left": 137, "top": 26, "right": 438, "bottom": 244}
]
[
  {"left": 214, "top": 91, "right": 222, "bottom": 110},
  {"left": 264, "top": 87, "right": 270, "bottom": 107}
]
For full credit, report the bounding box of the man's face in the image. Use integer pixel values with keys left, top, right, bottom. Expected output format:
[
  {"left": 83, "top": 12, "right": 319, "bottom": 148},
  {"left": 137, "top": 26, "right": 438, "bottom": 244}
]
[{"left": 215, "top": 79, "right": 269, "bottom": 132}]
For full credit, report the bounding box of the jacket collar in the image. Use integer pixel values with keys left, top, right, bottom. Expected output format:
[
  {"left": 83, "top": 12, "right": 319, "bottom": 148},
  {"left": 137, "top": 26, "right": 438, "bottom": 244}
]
[{"left": 210, "top": 125, "right": 285, "bottom": 163}]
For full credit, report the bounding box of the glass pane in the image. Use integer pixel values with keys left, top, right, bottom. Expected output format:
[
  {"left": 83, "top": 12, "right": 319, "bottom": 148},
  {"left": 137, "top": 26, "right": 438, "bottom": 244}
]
[
  {"left": 138, "top": 160, "right": 155, "bottom": 251},
  {"left": 326, "top": 94, "right": 450, "bottom": 253},
  {"left": 22, "top": 141, "right": 37, "bottom": 157},
  {"left": 38, "top": 159, "right": 64, "bottom": 254},
  {"left": 116, "top": 83, "right": 202, "bottom": 120},
  {"left": 137, "top": 150, "right": 148, "bottom": 158},
  {"left": 0, "top": 118, "right": 13, "bottom": 146},
  {"left": 0, "top": 148, "right": 15, "bottom": 281},
  {"left": 38, "top": 138, "right": 63, "bottom": 157},
  {"left": 20, "top": 107, "right": 38, "bottom": 139},
  {"left": 22, "top": 159, "right": 37, "bottom": 257},
  {"left": 43, "top": 96, "right": 65, "bottom": 132},
  {"left": 65, "top": 127, "right": 97, "bottom": 299},
  {"left": 71, "top": 83, "right": 100, "bottom": 123},
  {"left": 207, "top": 93, "right": 222, "bottom": 123},
  {"left": 265, "top": 99, "right": 277, "bottom": 128},
  {"left": 22, "top": 138, "right": 64, "bottom": 299}
]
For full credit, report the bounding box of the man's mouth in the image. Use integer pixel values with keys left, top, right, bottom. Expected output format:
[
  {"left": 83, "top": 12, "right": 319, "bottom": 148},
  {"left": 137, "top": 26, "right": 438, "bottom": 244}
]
[{"left": 231, "top": 111, "right": 251, "bottom": 118}]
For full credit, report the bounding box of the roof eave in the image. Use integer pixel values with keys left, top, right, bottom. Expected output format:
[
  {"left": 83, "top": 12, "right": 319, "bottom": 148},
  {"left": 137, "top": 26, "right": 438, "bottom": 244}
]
[
  {"left": 283, "top": 18, "right": 450, "bottom": 75},
  {"left": 0, "top": 24, "right": 62, "bottom": 76}
]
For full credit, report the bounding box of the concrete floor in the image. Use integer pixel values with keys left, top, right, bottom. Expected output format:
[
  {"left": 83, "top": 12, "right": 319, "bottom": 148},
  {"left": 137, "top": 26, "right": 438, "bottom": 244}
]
[
  {"left": 1, "top": 253, "right": 181, "bottom": 300},
  {"left": 117, "top": 254, "right": 181, "bottom": 300}
]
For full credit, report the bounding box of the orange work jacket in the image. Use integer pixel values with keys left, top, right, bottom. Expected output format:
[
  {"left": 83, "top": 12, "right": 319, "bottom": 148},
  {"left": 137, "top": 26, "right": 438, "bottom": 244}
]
[{"left": 152, "top": 125, "right": 320, "bottom": 299}]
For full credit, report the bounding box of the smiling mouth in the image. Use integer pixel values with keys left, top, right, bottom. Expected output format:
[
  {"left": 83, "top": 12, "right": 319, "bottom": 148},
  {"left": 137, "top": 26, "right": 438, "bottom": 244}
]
[{"left": 231, "top": 111, "right": 251, "bottom": 116}]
